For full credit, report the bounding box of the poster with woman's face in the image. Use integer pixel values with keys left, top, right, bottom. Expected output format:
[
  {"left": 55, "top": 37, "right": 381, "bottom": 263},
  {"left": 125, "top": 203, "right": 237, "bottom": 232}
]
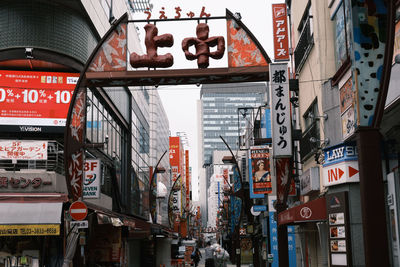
[{"left": 250, "top": 146, "right": 272, "bottom": 195}]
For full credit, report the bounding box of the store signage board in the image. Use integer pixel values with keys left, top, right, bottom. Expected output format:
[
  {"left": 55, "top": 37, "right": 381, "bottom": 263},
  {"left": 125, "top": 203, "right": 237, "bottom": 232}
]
[
  {"left": 70, "top": 220, "right": 89, "bottom": 229},
  {"left": 0, "top": 140, "right": 47, "bottom": 160},
  {"left": 0, "top": 70, "right": 79, "bottom": 133},
  {"left": 326, "top": 192, "right": 352, "bottom": 267},
  {"left": 269, "top": 63, "right": 292, "bottom": 157},
  {"left": 69, "top": 201, "right": 88, "bottom": 221},
  {"left": 83, "top": 159, "right": 101, "bottom": 199},
  {"left": 272, "top": 3, "right": 289, "bottom": 61},
  {"left": 323, "top": 143, "right": 358, "bottom": 166},
  {"left": 323, "top": 161, "right": 359, "bottom": 187},
  {"left": 0, "top": 224, "right": 60, "bottom": 236},
  {"left": 300, "top": 167, "right": 320, "bottom": 195}
]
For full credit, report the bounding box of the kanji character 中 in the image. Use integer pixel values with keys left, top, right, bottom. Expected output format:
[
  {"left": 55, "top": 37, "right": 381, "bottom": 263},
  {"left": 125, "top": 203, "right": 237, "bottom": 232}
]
[
  {"left": 130, "top": 24, "right": 174, "bottom": 68},
  {"left": 182, "top": 23, "right": 225, "bottom": 68}
]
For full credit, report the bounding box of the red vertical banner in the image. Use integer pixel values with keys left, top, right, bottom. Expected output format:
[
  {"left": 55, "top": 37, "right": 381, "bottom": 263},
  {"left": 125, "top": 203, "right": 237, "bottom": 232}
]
[
  {"left": 272, "top": 3, "right": 289, "bottom": 61},
  {"left": 169, "top": 137, "right": 181, "bottom": 182},
  {"left": 185, "top": 150, "right": 190, "bottom": 207}
]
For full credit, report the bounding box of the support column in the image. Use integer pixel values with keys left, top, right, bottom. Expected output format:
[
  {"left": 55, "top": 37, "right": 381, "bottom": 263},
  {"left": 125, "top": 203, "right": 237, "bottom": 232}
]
[{"left": 356, "top": 127, "right": 389, "bottom": 267}]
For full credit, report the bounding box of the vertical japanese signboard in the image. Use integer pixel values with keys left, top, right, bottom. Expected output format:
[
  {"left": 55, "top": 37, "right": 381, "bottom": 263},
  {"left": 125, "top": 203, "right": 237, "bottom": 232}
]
[
  {"left": 270, "top": 63, "right": 292, "bottom": 157},
  {"left": 249, "top": 146, "right": 272, "bottom": 198},
  {"left": 272, "top": 3, "right": 289, "bottom": 61},
  {"left": 169, "top": 137, "right": 181, "bottom": 182}
]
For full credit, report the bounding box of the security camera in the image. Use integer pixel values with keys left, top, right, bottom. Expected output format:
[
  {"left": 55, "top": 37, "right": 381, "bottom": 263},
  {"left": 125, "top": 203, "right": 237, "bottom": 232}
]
[{"left": 105, "top": 135, "right": 109, "bottom": 144}]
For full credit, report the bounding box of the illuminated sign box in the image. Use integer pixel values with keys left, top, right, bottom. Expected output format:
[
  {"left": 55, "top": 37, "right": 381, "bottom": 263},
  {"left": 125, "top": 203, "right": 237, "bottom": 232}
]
[{"left": 0, "top": 70, "right": 79, "bottom": 133}]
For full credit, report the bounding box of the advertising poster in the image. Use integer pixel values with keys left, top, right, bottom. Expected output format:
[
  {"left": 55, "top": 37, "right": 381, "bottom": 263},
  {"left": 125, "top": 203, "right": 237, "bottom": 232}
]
[
  {"left": 249, "top": 146, "right": 272, "bottom": 198},
  {"left": 0, "top": 140, "right": 47, "bottom": 160},
  {"left": 0, "top": 70, "right": 79, "bottom": 133}
]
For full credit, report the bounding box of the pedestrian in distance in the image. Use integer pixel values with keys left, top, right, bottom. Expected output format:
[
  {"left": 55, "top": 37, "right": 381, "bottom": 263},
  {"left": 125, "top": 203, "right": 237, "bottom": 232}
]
[
  {"left": 214, "top": 245, "right": 230, "bottom": 267},
  {"left": 191, "top": 247, "right": 202, "bottom": 267},
  {"left": 204, "top": 241, "right": 215, "bottom": 267}
]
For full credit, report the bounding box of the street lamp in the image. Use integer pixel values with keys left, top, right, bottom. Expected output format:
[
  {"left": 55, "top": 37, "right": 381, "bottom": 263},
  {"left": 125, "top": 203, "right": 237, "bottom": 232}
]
[{"left": 149, "top": 150, "right": 167, "bottom": 224}]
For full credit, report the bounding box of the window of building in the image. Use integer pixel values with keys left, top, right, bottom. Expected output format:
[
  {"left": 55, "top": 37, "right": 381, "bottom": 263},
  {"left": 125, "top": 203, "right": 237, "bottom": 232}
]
[{"left": 294, "top": 1, "right": 314, "bottom": 72}]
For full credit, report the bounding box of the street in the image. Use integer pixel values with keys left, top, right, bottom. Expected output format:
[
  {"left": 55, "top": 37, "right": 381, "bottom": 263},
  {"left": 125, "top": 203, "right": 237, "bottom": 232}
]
[{"left": 197, "top": 248, "right": 251, "bottom": 267}]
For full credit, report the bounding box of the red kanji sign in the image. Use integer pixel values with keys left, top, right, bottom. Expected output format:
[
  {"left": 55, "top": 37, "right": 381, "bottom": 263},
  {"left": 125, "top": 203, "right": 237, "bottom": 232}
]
[{"left": 69, "top": 201, "right": 88, "bottom": 221}]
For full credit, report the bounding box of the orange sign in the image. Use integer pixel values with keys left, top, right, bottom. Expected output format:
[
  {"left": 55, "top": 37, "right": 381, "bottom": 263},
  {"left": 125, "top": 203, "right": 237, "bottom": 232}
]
[{"left": 272, "top": 4, "right": 289, "bottom": 61}]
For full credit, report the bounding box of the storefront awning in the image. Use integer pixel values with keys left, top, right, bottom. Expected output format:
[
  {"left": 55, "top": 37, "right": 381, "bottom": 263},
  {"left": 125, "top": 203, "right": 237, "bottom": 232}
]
[
  {"left": 278, "top": 197, "right": 327, "bottom": 226},
  {"left": 0, "top": 202, "right": 63, "bottom": 224}
]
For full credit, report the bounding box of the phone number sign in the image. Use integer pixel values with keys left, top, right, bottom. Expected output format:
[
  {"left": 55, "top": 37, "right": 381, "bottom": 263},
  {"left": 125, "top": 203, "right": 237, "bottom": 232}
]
[{"left": 0, "top": 224, "right": 60, "bottom": 236}]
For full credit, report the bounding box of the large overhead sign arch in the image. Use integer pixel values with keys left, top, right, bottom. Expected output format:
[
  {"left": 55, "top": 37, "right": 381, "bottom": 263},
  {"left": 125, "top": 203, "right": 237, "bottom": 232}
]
[{"left": 64, "top": 10, "right": 271, "bottom": 201}]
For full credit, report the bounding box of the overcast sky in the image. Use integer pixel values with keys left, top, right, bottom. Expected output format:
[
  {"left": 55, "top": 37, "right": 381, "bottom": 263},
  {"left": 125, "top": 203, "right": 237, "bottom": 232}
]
[{"left": 134, "top": 0, "right": 283, "bottom": 201}]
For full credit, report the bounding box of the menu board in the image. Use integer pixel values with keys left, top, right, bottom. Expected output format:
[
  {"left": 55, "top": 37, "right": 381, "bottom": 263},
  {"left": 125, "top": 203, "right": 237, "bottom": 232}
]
[{"left": 326, "top": 192, "right": 352, "bottom": 266}]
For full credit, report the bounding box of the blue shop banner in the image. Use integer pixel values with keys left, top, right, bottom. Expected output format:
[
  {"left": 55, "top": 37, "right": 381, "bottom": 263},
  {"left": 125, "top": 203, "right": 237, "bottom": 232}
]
[
  {"left": 323, "top": 143, "right": 358, "bottom": 167},
  {"left": 269, "top": 212, "right": 296, "bottom": 267}
]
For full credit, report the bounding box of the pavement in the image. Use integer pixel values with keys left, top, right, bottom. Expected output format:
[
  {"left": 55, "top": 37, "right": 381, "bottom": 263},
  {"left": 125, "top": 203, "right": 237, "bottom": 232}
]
[{"left": 197, "top": 248, "right": 252, "bottom": 267}]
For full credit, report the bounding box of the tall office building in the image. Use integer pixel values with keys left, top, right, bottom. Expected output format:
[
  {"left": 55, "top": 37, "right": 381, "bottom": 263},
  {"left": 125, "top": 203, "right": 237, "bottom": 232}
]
[{"left": 197, "top": 82, "right": 267, "bottom": 227}]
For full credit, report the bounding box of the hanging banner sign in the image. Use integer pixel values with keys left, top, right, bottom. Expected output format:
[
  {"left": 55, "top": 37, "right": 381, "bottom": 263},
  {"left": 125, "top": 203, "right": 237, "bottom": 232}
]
[
  {"left": 83, "top": 159, "right": 101, "bottom": 199},
  {"left": 269, "top": 63, "right": 292, "bottom": 157},
  {"left": 272, "top": 3, "right": 289, "bottom": 61},
  {"left": 249, "top": 146, "right": 272, "bottom": 198},
  {"left": 0, "top": 140, "right": 47, "bottom": 160}
]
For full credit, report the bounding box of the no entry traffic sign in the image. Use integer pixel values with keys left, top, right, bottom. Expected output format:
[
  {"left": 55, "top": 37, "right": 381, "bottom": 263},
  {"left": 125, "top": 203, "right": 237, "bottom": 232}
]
[{"left": 69, "top": 201, "right": 88, "bottom": 221}]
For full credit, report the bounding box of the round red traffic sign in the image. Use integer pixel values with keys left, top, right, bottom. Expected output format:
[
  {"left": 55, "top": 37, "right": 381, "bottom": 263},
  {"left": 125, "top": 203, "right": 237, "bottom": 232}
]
[{"left": 69, "top": 201, "right": 88, "bottom": 221}]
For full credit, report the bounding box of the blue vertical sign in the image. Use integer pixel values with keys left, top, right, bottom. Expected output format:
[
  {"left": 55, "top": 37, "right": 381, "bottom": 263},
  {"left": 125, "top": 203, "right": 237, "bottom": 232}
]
[
  {"left": 269, "top": 211, "right": 279, "bottom": 267},
  {"left": 269, "top": 212, "right": 296, "bottom": 267},
  {"left": 288, "top": 226, "right": 297, "bottom": 266}
]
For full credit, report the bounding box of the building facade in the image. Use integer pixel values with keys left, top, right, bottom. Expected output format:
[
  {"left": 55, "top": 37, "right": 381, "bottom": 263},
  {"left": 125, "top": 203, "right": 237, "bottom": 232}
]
[{"left": 0, "top": 0, "right": 176, "bottom": 266}]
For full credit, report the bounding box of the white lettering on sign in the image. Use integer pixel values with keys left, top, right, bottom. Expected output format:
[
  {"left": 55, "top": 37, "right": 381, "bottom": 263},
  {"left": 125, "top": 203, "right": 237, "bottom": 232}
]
[
  {"left": 326, "top": 147, "right": 345, "bottom": 161},
  {"left": 323, "top": 161, "right": 360, "bottom": 187}
]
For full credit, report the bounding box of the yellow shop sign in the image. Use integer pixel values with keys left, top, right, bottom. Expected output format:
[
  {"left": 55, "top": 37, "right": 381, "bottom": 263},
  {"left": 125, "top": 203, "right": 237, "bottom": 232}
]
[{"left": 0, "top": 224, "right": 60, "bottom": 236}]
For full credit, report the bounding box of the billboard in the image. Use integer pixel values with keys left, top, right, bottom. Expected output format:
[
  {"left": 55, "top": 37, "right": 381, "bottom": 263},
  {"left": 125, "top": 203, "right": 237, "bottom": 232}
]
[
  {"left": 249, "top": 146, "right": 272, "bottom": 198},
  {"left": 0, "top": 70, "right": 79, "bottom": 133}
]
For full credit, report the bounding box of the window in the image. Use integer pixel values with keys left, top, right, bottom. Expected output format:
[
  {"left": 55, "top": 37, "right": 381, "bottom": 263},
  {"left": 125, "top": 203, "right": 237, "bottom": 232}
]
[{"left": 294, "top": 1, "right": 314, "bottom": 72}]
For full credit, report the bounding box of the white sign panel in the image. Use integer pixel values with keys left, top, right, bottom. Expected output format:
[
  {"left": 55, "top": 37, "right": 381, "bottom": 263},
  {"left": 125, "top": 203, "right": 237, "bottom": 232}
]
[
  {"left": 269, "top": 63, "right": 292, "bottom": 157},
  {"left": 323, "top": 161, "right": 359, "bottom": 187},
  {"left": 83, "top": 159, "right": 101, "bottom": 199},
  {"left": 0, "top": 140, "right": 47, "bottom": 160},
  {"left": 70, "top": 220, "right": 89, "bottom": 229}
]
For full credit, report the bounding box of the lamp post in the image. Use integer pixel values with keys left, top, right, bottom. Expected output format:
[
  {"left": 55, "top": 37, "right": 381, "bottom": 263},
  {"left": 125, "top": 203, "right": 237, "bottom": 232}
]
[{"left": 149, "top": 150, "right": 167, "bottom": 224}]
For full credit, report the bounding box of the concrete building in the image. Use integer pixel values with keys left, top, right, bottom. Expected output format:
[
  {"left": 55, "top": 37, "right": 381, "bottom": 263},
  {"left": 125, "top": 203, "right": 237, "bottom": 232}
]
[{"left": 197, "top": 82, "right": 267, "bottom": 228}]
